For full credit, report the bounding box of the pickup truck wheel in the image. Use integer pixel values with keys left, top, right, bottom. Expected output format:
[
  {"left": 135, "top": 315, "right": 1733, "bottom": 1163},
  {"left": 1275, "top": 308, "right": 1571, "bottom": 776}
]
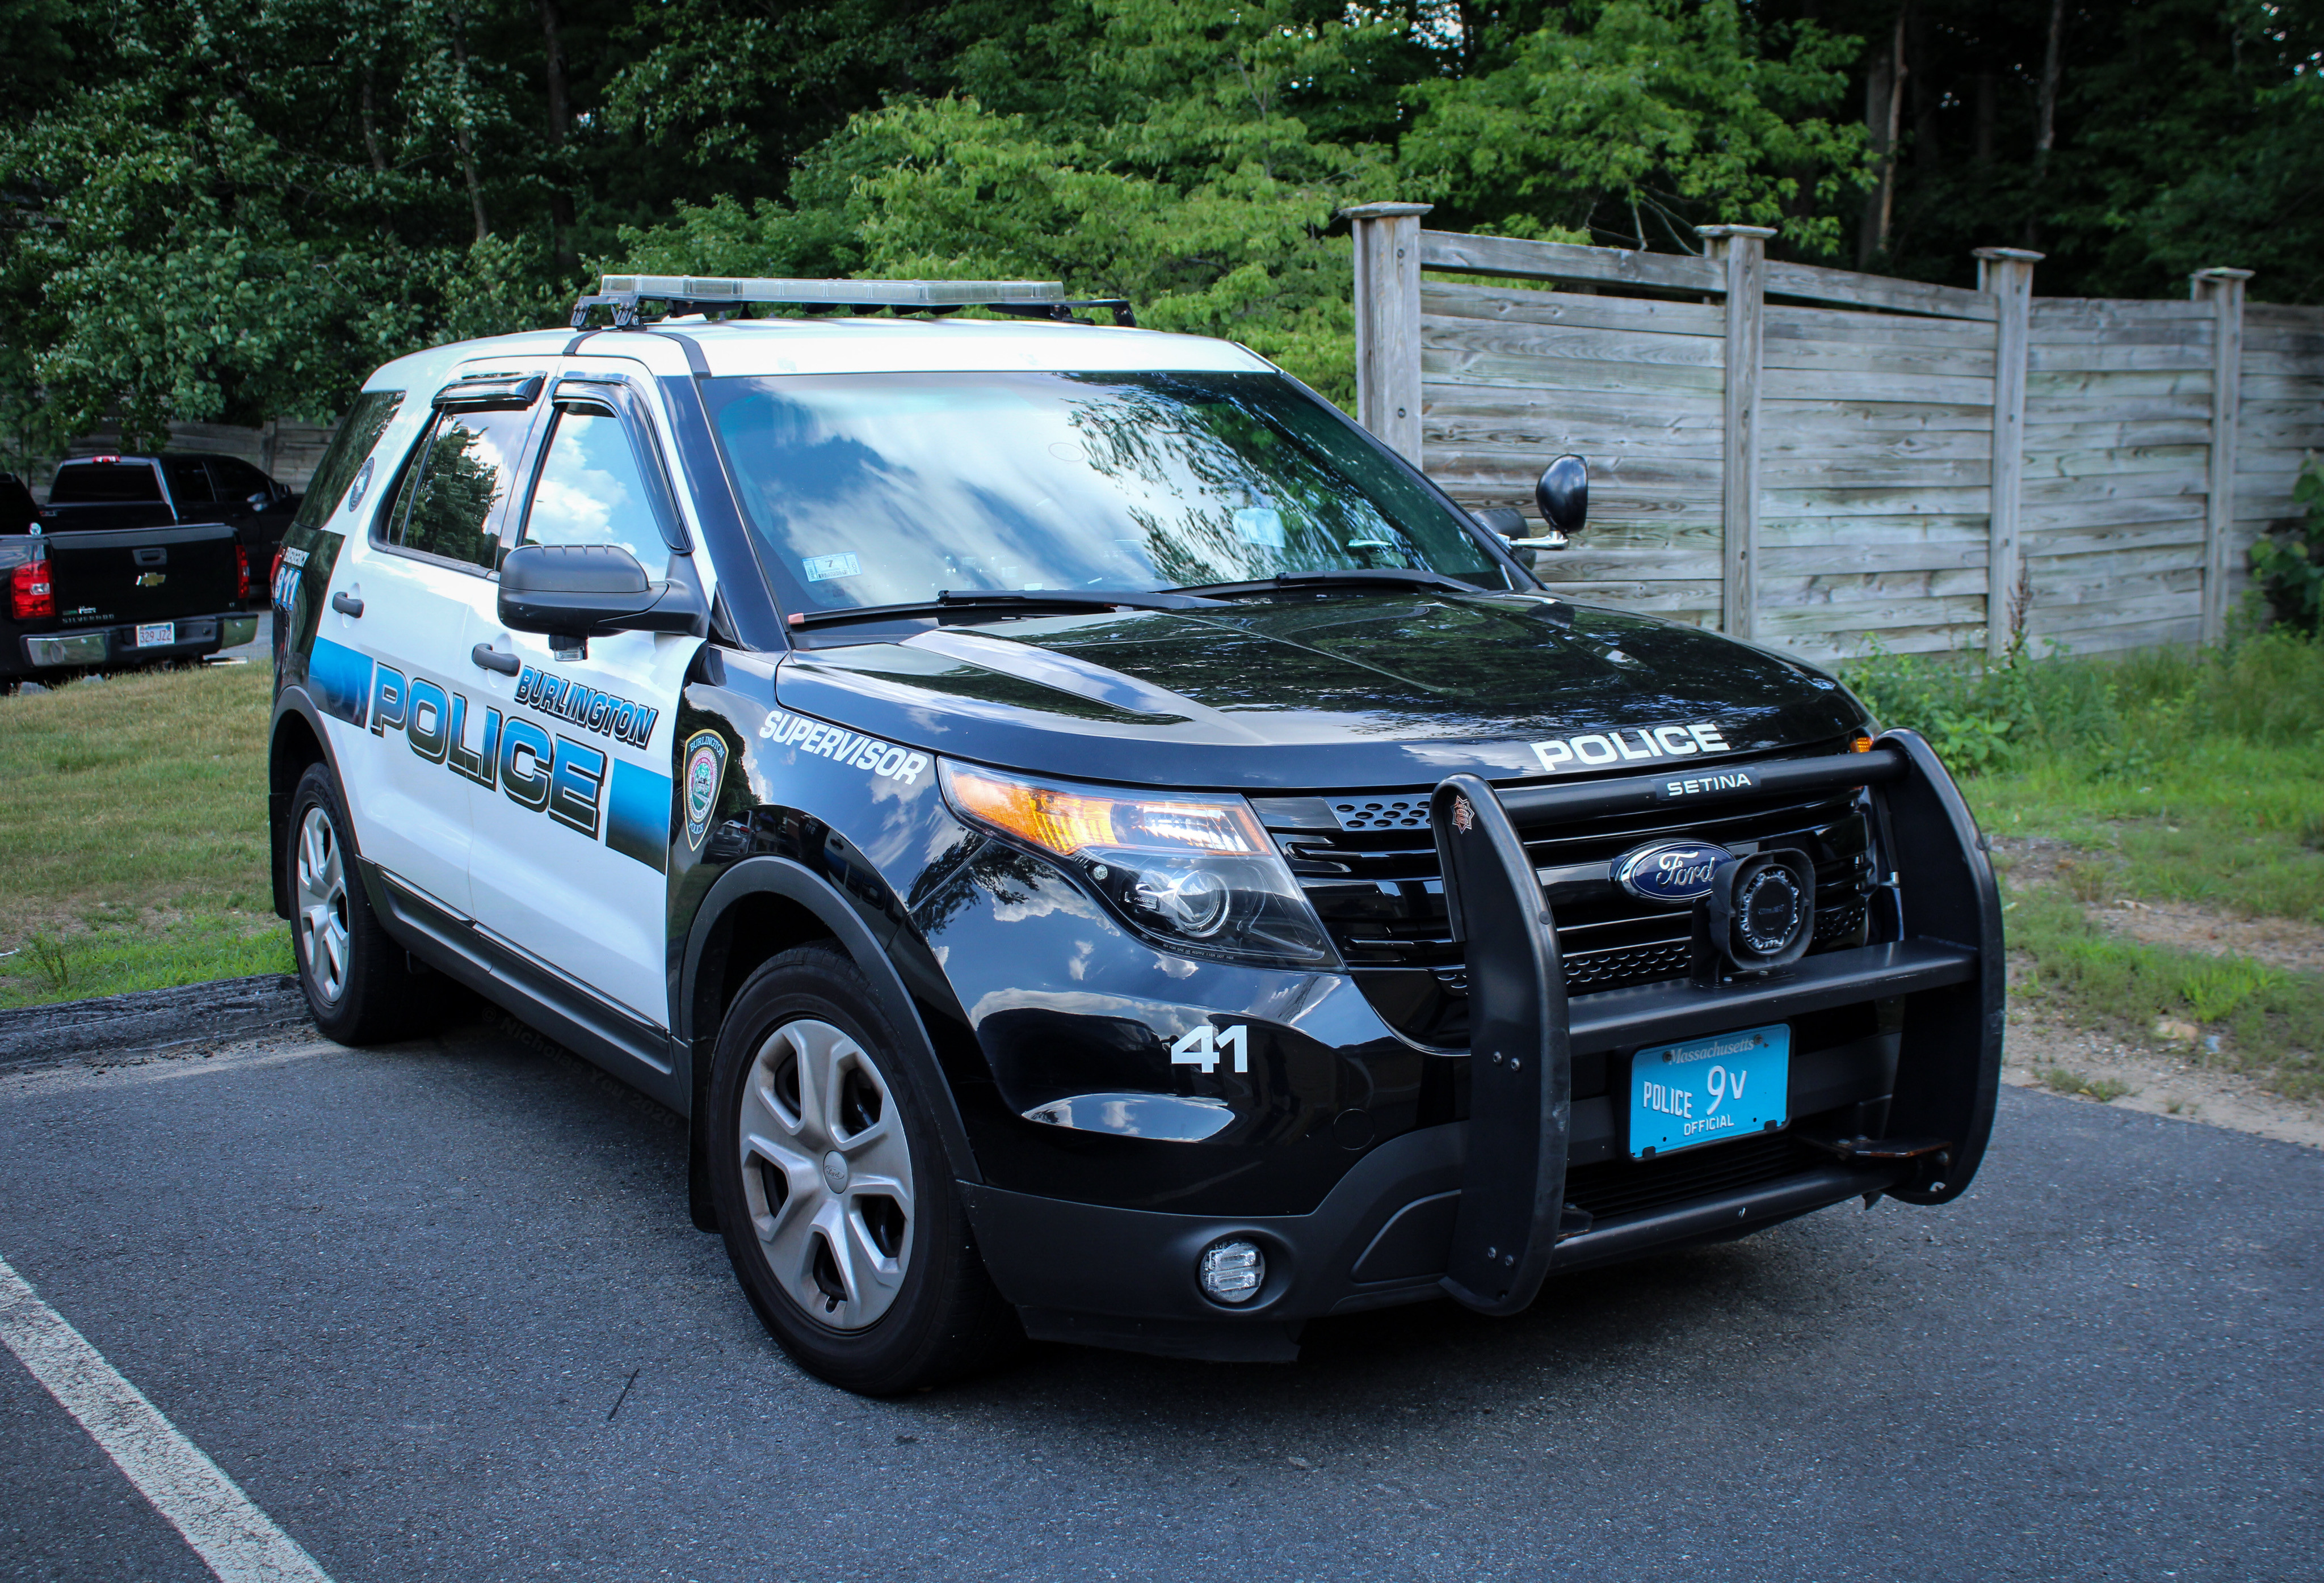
[
  {"left": 286, "top": 764, "right": 446, "bottom": 1045},
  {"left": 709, "top": 945, "right": 1019, "bottom": 1395}
]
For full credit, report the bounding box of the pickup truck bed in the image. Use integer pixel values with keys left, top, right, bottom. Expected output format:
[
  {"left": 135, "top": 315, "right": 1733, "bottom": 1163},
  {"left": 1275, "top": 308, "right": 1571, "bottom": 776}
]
[{"left": 1, "top": 522, "right": 257, "bottom": 681}]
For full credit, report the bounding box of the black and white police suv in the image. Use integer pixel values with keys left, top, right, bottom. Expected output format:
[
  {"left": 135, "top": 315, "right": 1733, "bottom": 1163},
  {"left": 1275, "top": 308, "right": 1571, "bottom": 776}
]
[{"left": 266, "top": 276, "right": 2002, "bottom": 1393}]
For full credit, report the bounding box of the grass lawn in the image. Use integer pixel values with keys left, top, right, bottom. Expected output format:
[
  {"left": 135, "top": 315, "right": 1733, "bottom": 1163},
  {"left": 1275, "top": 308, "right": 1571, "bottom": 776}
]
[{"left": 0, "top": 661, "right": 290, "bottom": 1009}]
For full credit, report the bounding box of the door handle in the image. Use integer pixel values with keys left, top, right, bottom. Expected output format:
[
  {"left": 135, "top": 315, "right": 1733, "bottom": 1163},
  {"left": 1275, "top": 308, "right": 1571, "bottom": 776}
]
[
  {"left": 331, "top": 592, "right": 363, "bottom": 618},
  {"left": 470, "top": 643, "right": 522, "bottom": 676}
]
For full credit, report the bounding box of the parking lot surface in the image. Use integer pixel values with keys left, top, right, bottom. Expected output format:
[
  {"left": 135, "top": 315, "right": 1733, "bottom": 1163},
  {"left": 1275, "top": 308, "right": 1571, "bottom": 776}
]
[{"left": 2, "top": 1015, "right": 2317, "bottom": 1583}]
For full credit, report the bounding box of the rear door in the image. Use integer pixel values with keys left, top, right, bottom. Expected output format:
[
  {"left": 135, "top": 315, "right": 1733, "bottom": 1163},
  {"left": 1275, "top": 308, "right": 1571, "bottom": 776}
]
[
  {"left": 319, "top": 373, "right": 547, "bottom": 914},
  {"left": 464, "top": 372, "right": 706, "bottom": 1030}
]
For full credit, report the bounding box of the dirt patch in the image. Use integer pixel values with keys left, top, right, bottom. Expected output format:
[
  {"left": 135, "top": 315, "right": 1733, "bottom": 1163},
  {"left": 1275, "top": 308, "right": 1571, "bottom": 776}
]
[
  {"left": 2081, "top": 898, "right": 2324, "bottom": 976},
  {"left": 2003, "top": 1003, "right": 2324, "bottom": 1151}
]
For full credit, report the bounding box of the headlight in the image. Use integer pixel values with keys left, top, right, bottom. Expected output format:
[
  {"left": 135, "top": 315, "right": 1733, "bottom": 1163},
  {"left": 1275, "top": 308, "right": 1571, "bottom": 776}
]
[{"left": 939, "top": 761, "right": 1340, "bottom": 969}]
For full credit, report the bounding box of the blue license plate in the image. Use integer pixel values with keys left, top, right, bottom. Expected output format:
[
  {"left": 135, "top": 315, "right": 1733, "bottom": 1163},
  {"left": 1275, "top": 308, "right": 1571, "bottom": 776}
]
[{"left": 1629, "top": 1024, "right": 1790, "bottom": 1159}]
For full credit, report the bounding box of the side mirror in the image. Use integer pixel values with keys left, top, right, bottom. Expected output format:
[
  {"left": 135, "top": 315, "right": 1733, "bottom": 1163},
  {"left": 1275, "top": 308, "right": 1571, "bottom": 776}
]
[
  {"left": 1536, "top": 454, "right": 1588, "bottom": 537},
  {"left": 1473, "top": 507, "right": 1528, "bottom": 540},
  {"left": 499, "top": 543, "right": 703, "bottom": 648}
]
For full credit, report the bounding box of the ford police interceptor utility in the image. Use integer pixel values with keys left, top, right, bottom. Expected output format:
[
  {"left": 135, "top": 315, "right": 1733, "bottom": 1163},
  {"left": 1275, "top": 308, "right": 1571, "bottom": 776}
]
[{"left": 266, "top": 276, "right": 2002, "bottom": 1394}]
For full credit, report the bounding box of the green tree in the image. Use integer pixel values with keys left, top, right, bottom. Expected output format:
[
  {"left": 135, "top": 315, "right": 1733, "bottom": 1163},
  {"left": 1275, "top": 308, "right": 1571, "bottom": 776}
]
[{"left": 1401, "top": 0, "right": 1872, "bottom": 254}]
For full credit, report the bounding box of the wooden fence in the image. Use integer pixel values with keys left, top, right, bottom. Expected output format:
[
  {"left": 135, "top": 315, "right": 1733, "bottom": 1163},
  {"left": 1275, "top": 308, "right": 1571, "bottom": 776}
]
[{"left": 1345, "top": 203, "right": 2324, "bottom": 659}]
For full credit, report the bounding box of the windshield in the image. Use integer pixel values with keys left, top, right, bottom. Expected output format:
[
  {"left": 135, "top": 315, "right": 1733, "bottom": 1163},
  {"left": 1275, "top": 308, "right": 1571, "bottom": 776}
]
[{"left": 701, "top": 370, "right": 1514, "bottom": 615}]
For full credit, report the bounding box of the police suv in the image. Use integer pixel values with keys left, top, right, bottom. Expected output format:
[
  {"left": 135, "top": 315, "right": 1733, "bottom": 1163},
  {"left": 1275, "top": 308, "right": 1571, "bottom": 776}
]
[{"left": 267, "top": 276, "right": 2002, "bottom": 1394}]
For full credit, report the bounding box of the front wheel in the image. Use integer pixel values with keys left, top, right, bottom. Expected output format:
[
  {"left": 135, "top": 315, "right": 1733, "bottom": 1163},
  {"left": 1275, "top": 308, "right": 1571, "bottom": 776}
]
[
  {"left": 709, "top": 945, "right": 1019, "bottom": 1394},
  {"left": 285, "top": 763, "right": 449, "bottom": 1045}
]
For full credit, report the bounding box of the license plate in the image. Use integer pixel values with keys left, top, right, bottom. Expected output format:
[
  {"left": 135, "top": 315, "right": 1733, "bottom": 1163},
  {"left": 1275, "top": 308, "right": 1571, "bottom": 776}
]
[
  {"left": 135, "top": 621, "right": 175, "bottom": 648},
  {"left": 1630, "top": 1024, "right": 1789, "bottom": 1159}
]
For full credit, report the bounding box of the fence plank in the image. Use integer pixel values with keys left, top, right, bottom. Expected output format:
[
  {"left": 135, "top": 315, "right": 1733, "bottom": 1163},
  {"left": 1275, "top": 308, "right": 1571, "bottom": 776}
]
[
  {"left": 1419, "top": 230, "right": 1724, "bottom": 294},
  {"left": 1421, "top": 282, "right": 1726, "bottom": 336},
  {"left": 1761, "top": 259, "right": 1996, "bottom": 321}
]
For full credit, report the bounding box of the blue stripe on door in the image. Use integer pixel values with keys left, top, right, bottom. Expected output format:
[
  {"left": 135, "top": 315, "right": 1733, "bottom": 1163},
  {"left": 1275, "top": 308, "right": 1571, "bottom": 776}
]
[
  {"left": 604, "top": 758, "right": 671, "bottom": 872},
  {"left": 306, "top": 637, "right": 372, "bottom": 727}
]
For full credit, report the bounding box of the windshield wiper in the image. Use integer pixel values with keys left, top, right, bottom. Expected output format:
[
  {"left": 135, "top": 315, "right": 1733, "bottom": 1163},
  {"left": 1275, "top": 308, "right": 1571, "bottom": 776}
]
[
  {"left": 789, "top": 587, "right": 1227, "bottom": 629},
  {"left": 1171, "top": 567, "right": 1495, "bottom": 600}
]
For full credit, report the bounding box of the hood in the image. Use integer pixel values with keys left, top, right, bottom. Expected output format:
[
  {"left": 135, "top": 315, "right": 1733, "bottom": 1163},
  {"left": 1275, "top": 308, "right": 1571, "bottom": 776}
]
[{"left": 774, "top": 593, "right": 1867, "bottom": 792}]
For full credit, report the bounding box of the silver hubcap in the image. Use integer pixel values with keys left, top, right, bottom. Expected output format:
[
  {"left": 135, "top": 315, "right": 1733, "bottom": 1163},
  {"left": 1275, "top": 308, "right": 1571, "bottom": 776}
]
[
  {"left": 295, "top": 806, "right": 351, "bottom": 1005},
  {"left": 738, "top": 1018, "right": 915, "bottom": 1331}
]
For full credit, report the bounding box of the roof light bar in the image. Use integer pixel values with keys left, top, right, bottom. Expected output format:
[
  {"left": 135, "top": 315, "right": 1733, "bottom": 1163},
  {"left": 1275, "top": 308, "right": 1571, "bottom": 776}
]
[{"left": 570, "top": 275, "right": 1136, "bottom": 330}]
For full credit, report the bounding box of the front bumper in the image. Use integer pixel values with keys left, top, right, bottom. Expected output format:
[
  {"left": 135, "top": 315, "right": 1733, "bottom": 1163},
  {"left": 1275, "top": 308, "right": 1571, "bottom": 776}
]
[
  {"left": 19, "top": 613, "right": 256, "bottom": 671},
  {"left": 963, "top": 731, "right": 2003, "bottom": 1360}
]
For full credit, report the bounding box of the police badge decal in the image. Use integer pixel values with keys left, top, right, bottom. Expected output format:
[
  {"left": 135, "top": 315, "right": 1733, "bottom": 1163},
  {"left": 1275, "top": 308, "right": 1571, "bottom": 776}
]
[{"left": 682, "top": 730, "right": 727, "bottom": 852}]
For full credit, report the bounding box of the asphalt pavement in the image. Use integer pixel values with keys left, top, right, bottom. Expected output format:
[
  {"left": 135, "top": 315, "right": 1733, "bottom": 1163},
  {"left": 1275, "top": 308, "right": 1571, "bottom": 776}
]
[{"left": 1, "top": 1013, "right": 2317, "bottom": 1582}]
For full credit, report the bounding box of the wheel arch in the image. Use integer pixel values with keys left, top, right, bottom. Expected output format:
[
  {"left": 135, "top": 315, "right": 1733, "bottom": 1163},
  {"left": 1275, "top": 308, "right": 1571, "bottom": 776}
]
[
  {"left": 267, "top": 689, "right": 346, "bottom": 920},
  {"left": 678, "top": 856, "right": 984, "bottom": 1230}
]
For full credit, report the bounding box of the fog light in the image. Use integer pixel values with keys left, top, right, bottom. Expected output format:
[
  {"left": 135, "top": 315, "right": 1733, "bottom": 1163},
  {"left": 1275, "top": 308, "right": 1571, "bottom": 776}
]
[{"left": 1198, "top": 1238, "right": 1265, "bottom": 1304}]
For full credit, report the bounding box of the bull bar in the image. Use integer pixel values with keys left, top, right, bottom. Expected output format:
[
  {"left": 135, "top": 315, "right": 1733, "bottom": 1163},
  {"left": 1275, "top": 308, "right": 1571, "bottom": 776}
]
[{"left": 1428, "top": 728, "right": 2006, "bottom": 1316}]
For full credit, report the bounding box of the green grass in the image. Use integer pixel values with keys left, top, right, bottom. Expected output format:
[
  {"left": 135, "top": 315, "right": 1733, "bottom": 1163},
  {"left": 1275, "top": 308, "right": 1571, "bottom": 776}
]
[{"left": 0, "top": 663, "right": 289, "bottom": 1009}]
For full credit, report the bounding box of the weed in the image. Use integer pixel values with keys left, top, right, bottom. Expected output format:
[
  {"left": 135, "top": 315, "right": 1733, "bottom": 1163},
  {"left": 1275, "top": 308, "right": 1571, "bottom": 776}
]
[
  {"left": 2185, "top": 959, "right": 2279, "bottom": 1024},
  {"left": 23, "top": 932, "right": 70, "bottom": 991},
  {"left": 2054, "top": 857, "right": 2113, "bottom": 905},
  {"left": 2037, "top": 1066, "right": 2133, "bottom": 1103}
]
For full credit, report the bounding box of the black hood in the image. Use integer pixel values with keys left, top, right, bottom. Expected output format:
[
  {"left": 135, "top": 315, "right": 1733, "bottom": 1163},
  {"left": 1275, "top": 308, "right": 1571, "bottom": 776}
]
[{"left": 773, "top": 594, "right": 1868, "bottom": 792}]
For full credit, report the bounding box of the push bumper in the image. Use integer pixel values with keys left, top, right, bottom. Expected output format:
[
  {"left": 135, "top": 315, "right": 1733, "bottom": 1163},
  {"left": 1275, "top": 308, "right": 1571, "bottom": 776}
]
[
  {"left": 964, "top": 730, "right": 2003, "bottom": 1361},
  {"left": 19, "top": 613, "right": 257, "bottom": 670}
]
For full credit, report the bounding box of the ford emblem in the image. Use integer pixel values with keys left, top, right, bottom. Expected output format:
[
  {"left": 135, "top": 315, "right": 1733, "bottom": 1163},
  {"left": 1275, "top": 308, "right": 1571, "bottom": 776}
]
[{"left": 1613, "top": 840, "right": 1731, "bottom": 906}]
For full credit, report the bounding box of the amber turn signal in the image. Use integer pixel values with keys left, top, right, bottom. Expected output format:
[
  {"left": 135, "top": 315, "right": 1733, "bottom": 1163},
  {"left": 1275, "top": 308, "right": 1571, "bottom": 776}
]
[{"left": 941, "top": 764, "right": 1266, "bottom": 858}]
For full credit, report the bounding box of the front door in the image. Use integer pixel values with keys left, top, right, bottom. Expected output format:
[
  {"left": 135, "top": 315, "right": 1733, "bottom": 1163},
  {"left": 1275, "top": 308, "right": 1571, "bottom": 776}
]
[
  {"left": 321, "top": 394, "right": 541, "bottom": 913},
  {"left": 464, "top": 376, "right": 704, "bottom": 1030}
]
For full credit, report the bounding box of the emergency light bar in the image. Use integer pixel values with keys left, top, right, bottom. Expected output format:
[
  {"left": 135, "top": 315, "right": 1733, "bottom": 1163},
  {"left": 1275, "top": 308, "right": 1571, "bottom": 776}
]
[{"left": 570, "top": 275, "right": 1136, "bottom": 330}]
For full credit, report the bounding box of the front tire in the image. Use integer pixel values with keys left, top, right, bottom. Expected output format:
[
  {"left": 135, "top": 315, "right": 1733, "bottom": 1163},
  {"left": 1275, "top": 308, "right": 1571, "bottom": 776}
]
[
  {"left": 285, "top": 763, "right": 447, "bottom": 1045},
  {"left": 709, "top": 945, "right": 1019, "bottom": 1394}
]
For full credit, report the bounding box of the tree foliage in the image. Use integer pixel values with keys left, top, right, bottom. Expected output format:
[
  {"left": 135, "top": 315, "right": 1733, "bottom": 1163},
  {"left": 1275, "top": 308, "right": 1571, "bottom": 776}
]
[{"left": 0, "top": 0, "right": 2317, "bottom": 448}]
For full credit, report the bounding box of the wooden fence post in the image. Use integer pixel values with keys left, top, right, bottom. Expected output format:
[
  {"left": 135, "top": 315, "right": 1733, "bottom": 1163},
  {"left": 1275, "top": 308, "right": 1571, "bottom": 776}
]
[
  {"left": 1974, "top": 247, "right": 2040, "bottom": 660},
  {"left": 2192, "top": 266, "right": 2253, "bottom": 646},
  {"left": 1698, "top": 225, "right": 1774, "bottom": 639},
  {"left": 1342, "top": 202, "right": 1433, "bottom": 464}
]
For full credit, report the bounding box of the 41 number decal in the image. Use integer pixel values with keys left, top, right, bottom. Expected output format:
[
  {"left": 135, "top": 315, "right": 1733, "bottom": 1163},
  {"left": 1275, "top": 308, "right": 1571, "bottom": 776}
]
[{"left": 1170, "top": 1024, "right": 1249, "bottom": 1075}]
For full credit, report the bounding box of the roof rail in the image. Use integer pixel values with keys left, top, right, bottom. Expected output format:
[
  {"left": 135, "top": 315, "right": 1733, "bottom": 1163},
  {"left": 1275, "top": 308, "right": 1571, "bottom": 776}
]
[{"left": 569, "top": 275, "right": 1136, "bottom": 331}]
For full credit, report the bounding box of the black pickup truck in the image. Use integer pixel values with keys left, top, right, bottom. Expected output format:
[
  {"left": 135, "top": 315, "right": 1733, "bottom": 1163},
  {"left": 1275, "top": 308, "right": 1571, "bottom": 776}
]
[
  {"left": 2, "top": 471, "right": 258, "bottom": 684},
  {"left": 41, "top": 452, "right": 301, "bottom": 566}
]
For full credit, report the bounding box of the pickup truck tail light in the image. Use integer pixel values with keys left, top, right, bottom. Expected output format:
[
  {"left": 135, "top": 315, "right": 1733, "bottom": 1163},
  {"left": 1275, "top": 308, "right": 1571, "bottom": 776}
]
[
  {"left": 9, "top": 545, "right": 54, "bottom": 619},
  {"left": 235, "top": 543, "right": 252, "bottom": 603}
]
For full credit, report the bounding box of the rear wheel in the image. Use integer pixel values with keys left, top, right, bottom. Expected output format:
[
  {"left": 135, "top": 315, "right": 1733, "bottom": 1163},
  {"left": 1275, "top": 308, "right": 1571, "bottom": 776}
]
[
  {"left": 709, "top": 945, "right": 1019, "bottom": 1394},
  {"left": 285, "top": 763, "right": 448, "bottom": 1045}
]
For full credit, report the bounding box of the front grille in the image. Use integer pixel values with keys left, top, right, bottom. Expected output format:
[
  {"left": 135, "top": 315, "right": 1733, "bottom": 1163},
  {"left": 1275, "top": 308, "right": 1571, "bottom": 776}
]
[
  {"left": 1261, "top": 765, "right": 1877, "bottom": 1045},
  {"left": 1565, "top": 1131, "right": 1822, "bottom": 1224}
]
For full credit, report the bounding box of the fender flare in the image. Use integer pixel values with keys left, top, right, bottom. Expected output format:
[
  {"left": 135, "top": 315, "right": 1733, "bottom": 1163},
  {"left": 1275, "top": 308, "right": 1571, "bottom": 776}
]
[
  {"left": 267, "top": 684, "right": 359, "bottom": 919},
  {"left": 678, "top": 855, "right": 982, "bottom": 1189}
]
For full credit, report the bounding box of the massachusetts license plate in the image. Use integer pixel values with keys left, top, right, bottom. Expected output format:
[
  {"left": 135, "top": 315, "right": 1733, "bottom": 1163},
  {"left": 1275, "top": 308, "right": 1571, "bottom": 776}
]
[
  {"left": 135, "top": 621, "right": 175, "bottom": 648},
  {"left": 1630, "top": 1024, "right": 1790, "bottom": 1159}
]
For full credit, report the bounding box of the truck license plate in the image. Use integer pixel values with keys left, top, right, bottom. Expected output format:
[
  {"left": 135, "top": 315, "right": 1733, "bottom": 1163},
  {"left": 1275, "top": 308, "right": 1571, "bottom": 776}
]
[
  {"left": 1630, "top": 1024, "right": 1789, "bottom": 1159},
  {"left": 135, "top": 621, "right": 175, "bottom": 648}
]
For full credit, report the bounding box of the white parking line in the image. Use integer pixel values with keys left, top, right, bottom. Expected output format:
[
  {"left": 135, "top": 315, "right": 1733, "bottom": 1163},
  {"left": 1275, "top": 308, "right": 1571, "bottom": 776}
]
[{"left": 0, "top": 1255, "right": 335, "bottom": 1583}]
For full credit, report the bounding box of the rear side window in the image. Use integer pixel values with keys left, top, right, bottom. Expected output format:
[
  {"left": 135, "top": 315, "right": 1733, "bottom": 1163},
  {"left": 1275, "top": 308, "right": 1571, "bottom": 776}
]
[
  {"left": 293, "top": 390, "right": 405, "bottom": 533},
  {"left": 50, "top": 461, "right": 162, "bottom": 504},
  {"left": 163, "top": 458, "right": 216, "bottom": 504},
  {"left": 380, "top": 408, "right": 533, "bottom": 571}
]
